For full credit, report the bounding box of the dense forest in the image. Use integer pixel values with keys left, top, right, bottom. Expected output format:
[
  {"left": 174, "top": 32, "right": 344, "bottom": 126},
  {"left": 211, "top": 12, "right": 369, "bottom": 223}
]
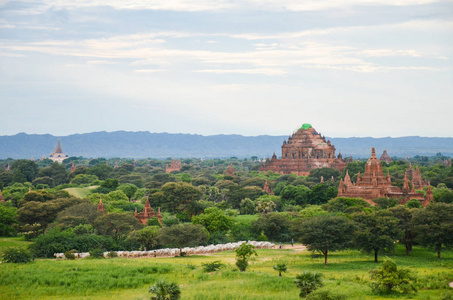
[{"left": 1, "top": 154, "right": 453, "bottom": 261}]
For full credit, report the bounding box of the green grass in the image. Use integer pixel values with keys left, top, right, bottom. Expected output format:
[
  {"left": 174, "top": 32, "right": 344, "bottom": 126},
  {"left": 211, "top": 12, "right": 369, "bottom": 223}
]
[
  {"left": 63, "top": 186, "right": 98, "bottom": 199},
  {"left": 0, "top": 236, "right": 32, "bottom": 255},
  {"left": 0, "top": 242, "right": 452, "bottom": 300}
]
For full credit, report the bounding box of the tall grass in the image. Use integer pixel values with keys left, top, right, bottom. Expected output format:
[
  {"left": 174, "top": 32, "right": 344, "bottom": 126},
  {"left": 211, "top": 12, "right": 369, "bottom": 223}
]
[{"left": 0, "top": 243, "right": 452, "bottom": 299}]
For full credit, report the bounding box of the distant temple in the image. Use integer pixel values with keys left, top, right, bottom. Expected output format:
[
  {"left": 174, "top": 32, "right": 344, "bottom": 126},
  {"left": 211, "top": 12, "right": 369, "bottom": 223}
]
[
  {"left": 49, "top": 139, "right": 69, "bottom": 163},
  {"left": 260, "top": 124, "right": 348, "bottom": 176},
  {"left": 225, "top": 164, "right": 236, "bottom": 176},
  {"left": 380, "top": 149, "right": 392, "bottom": 164},
  {"left": 97, "top": 197, "right": 105, "bottom": 214},
  {"left": 263, "top": 181, "right": 274, "bottom": 195},
  {"left": 0, "top": 189, "right": 5, "bottom": 204},
  {"left": 337, "top": 148, "right": 433, "bottom": 206},
  {"left": 135, "top": 197, "right": 162, "bottom": 225},
  {"left": 166, "top": 159, "right": 181, "bottom": 173}
]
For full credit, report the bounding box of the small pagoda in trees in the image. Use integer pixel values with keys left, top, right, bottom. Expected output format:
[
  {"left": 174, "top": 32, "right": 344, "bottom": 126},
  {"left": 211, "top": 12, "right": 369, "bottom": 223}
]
[
  {"left": 166, "top": 159, "right": 182, "bottom": 173},
  {"left": 135, "top": 197, "right": 162, "bottom": 225},
  {"left": 49, "top": 139, "right": 69, "bottom": 163}
]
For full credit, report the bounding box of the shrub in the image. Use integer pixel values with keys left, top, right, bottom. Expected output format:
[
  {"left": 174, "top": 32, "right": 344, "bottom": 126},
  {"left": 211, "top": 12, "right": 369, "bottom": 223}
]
[
  {"left": 149, "top": 279, "right": 181, "bottom": 300},
  {"left": 273, "top": 263, "right": 287, "bottom": 277},
  {"left": 2, "top": 247, "right": 33, "bottom": 263},
  {"left": 369, "top": 259, "right": 417, "bottom": 294},
  {"left": 306, "top": 289, "right": 347, "bottom": 300},
  {"left": 89, "top": 248, "right": 105, "bottom": 259},
  {"left": 64, "top": 249, "right": 77, "bottom": 260},
  {"left": 107, "top": 251, "right": 118, "bottom": 258},
  {"left": 202, "top": 260, "right": 224, "bottom": 272},
  {"left": 294, "top": 271, "right": 323, "bottom": 297},
  {"left": 235, "top": 242, "right": 257, "bottom": 272}
]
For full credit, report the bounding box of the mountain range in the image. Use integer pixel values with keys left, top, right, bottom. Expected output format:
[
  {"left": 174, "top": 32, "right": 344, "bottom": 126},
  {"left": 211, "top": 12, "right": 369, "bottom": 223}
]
[{"left": 0, "top": 131, "right": 452, "bottom": 159}]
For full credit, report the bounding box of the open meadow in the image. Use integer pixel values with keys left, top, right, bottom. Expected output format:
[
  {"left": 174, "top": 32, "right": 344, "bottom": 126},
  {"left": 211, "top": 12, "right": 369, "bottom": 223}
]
[{"left": 1, "top": 238, "right": 452, "bottom": 300}]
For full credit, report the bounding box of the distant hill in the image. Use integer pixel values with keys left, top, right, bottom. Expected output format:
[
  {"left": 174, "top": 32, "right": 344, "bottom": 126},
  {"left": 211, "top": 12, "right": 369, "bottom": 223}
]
[{"left": 0, "top": 131, "right": 452, "bottom": 159}]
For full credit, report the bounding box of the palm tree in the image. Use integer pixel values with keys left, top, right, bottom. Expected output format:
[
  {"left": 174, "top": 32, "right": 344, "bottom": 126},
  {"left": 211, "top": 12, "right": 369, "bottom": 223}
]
[
  {"left": 273, "top": 263, "right": 287, "bottom": 277},
  {"left": 149, "top": 279, "right": 181, "bottom": 300},
  {"left": 294, "top": 271, "right": 323, "bottom": 297}
]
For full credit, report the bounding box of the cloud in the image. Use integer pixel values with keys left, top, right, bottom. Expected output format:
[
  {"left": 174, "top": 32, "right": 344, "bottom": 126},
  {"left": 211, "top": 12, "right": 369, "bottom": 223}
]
[{"left": 195, "top": 68, "right": 287, "bottom": 76}]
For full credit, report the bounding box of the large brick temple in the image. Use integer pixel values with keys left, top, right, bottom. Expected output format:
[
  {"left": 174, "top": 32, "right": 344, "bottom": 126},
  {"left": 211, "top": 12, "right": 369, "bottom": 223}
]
[
  {"left": 337, "top": 147, "right": 433, "bottom": 206},
  {"left": 259, "top": 123, "right": 348, "bottom": 176}
]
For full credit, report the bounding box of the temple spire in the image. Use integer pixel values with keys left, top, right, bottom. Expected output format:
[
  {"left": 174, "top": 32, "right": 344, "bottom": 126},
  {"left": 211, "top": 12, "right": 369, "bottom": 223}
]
[{"left": 97, "top": 196, "right": 105, "bottom": 214}]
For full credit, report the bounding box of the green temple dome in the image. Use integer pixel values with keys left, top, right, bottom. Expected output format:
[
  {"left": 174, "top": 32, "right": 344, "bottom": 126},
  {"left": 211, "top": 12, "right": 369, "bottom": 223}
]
[{"left": 299, "top": 123, "right": 312, "bottom": 130}]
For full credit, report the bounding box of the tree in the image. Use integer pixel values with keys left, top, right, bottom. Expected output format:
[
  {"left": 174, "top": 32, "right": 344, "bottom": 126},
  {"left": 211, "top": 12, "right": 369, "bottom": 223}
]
[
  {"left": 294, "top": 272, "right": 323, "bottom": 297},
  {"left": 0, "top": 206, "right": 17, "bottom": 236},
  {"left": 280, "top": 185, "right": 311, "bottom": 206},
  {"left": 251, "top": 212, "right": 291, "bottom": 242},
  {"left": 160, "top": 182, "right": 202, "bottom": 214},
  {"left": 369, "top": 259, "right": 417, "bottom": 294},
  {"left": 235, "top": 242, "right": 257, "bottom": 271},
  {"left": 149, "top": 279, "right": 181, "bottom": 300},
  {"left": 388, "top": 206, "right": 417, "bottom": 255},
  {"left": 412, "top": 203, "right": 453, "bottom": 259},
  {"left": 93, "top": 213, "right": 144, "bottom": 241},
  {"left": 308, "top": 184, "right": 337, "bottom": 205},
  {"left": 433, "top": 187, "right": 453, "bottom": 204},
  {"left": 2, "top": 247, "right": 33, "bottom": 263},
  {"left": 293, "top": 215, "right": 357, "bottom": 265},
  {"left": 239, "top": 198, "right": 256, "bottom": 215},
  {"left": 126, "top": 226, "right": 160, "bottom": 250},
  {"left": 352, "top": 211, "right": 400, "bottom": 262},
  {"left": 88, "top": 164, "right": 112, "bottom": 180},
  {"left": 71, "top": 174, "right": 99, "bottom": 185},
  {"left": 273, "top": 263, "right": 287, "bottom": 277},
  {"left": 54, "top": 201, "right": 101, "bottom": 228},
  {"left": 11, "top": 159, "right": 38, "bottom": 183},
  {"left": 308, "top": 168, "right": 340, "bottom": 183},
  {"left": 191, "top": 207, "right": 233, "bottom": 233},
  {"left": 323, "top": 197, "right": 371, "bottom": 214},
  {"left": 255, "top": 195, "right": 277, "bottom": 214},
  {"left": 298, "top": 205, "right": 328, "bottom": 218},
  {"left": 37, "top": 162, "right": 68, "bottom": 186},
  {"left": 158, "top": 223, "right": 209, "bottom": 254}
]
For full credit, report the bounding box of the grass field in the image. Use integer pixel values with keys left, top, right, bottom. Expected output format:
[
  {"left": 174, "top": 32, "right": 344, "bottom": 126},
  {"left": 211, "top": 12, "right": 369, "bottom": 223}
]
[
  {"left": 0, "top": 236, "right": 33, "bottom": 255},
  {"left": 1, "top": 239, "right": 452, "bottom": 300},
  {"left": 63, "top": 186, "right": 98, "bottom": 199}
]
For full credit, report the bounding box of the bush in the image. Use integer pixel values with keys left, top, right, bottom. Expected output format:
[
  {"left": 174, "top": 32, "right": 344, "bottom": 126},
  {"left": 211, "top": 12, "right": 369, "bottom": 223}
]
[
  {"left": 306, "top": 289, "right": 347, "bottom": 300},
  {"left": 149, "top": 279, "right": 181, "bottom": 300},
  {"left": 107, "top": 251, "right": 118, "bottom": 258},
  {"left": 370, "top": 259, "right": 417, "bottom": 294},
  {"left": 89, "top": 248, "right": 105, "bottom": 259},
  {"left": 294, "top": 271, "right": 323, "bottom": 297},
  {"left": 64, "top": 249, "right": 76, "bottom": 260},
  {"left": 202, "top": 260, "right": 224, "bottom": 272},
  {"left": 2, "top": 247, "right": 33, "bottom": 263}
]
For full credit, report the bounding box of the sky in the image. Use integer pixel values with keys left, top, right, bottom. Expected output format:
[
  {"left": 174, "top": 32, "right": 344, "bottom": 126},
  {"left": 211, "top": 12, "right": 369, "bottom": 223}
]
[{"left": 0, "top": 0, "right": 452, "bottom": 138}]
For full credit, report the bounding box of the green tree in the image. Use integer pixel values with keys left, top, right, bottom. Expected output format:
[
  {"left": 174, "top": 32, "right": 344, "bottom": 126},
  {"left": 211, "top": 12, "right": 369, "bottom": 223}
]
[
  {"left": 308, "top": 184, "right": 337, "bottom": 205},
  {"left": 388, "top": 206, "right": 417, "bottom": 255},
  {"left": 294, "top": 272, "right": 323, "bottom": 298},
  {"left": 252, "top": 212, "right": 291, "bottom": 242},
  {"left": 293, "top": 215, "right": 357, "bottom": 265},
  {"left": 11, "top": 159, "right": 38, "bottom": 183},
  {"left": 298, "top": 205, "right": 328, "bottom": 218},
  {"left": 412, "top": 203, "right": 453, "bottom": 259},
  {"left": 160, "top": 182, "right": 202, "bottom": 214},
  {"left": 369, "top": 259, "right": 417, "bottom": 294},
  {"left": 239, "top": 198, "right": 256, "bottom": 215},
  {"left": 2, "top": 247, "right": 33, "bottom": 263},
  {"left": 93, "top": 212, "right": 144, "bottom": 240},
  {"left": 273, "top": 263, "right": 287, "bottom": 277},
  {"left": 308, "top": 168, "right": 340, "bottom": 183},
  {"left": 0, "top": 205, "right": 17, "bottom": 236},
  {"left": 192, "top": 207, "right": 233, "bottom": 233},
  {"left": 158, "top": 223, "right": 209, "bottom": 254},
  {"left": 127, "top": 226, "right": 160, "bottom": 250},
  {"left": 235, "top": 242, "right": 257, "bottom": 271},
  {"left": 71, "top": 174, "right": 99, "bottom": 185},
  {"left": 280, "top": 185, "right": 311, "bottom": 206},
  {"left": 352, "top": 211, "right": 400, "bottom": 262},
  {"left": 433, "top": 187, "right": 453, "bottom": 204},
  {"left": 149, "top": 279, "right": 181, "bottom": 300},
  {"left": 88, "top": 164, "right": 112, "bottom": 180},
  {"left": 37, "top": 162, "right": 68, "bottom": 186},
  {"left": 323, "top": 197, "right": 372, "bottom": 214}
]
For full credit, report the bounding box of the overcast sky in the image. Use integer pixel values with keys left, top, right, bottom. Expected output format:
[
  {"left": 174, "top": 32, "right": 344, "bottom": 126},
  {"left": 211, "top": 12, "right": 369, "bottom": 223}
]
[{"left": 1, "top": 0, "right": 452, "bottom": 138}]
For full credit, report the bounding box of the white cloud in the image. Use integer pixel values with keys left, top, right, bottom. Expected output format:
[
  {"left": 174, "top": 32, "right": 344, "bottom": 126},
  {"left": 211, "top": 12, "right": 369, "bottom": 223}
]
[{"left": 195, "top": 68, "right": 287, "bottom": 76}]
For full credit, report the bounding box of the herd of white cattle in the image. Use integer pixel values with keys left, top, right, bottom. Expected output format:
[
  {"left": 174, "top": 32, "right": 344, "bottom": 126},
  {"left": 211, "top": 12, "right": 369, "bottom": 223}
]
[{"left": 54, "top": 241, "right": 275, "bottom": 259}]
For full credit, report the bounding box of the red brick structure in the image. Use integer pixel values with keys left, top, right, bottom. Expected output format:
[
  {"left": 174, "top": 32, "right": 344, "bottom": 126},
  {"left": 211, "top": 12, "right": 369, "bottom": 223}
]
[
  {"left": 260, "top": 124, "right": 348, "bottom": 176},
  {"left": 405, "top": 164, "right": 426, "bottom": 189},
  {"left": 337, "top": 148, "right": 433, "bottom": 206},
  {"left": 97, "top": 196, "right": 105, "bottom": 214},
  {"left": 166, "top": 159, "right": 182, "bottom": 173},
  {"left": 380, "top": 149, "right": 392, "bottom": 164},
  {"left": 0, "top": 189, "right": 5, "bottom": 204},
  {"left": 225, "top": 164, "right": 235, "bottom": 176},
  {"left": 263, "top": 181, "right": 274, "bottom": 195},
  {"left": 135, "top": 197, "right": 162, "bottom": 225},
  {"left": 70, "top": 163, "right": 76, "bottom": 173}
]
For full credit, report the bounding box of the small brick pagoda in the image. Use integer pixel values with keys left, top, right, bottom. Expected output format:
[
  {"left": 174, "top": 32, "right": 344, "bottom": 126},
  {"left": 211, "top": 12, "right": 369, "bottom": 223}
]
[
  {"left": 135, "top": 197, "right": 162, "bottom": 225},
  {"left": 260, "top": 123, "right": 348, "bottom": 176},
  {"left": 166, "top": 159, "right": 182, "bottom": 173},
  {"left": 337, "top": 148, "right": 433, "bottom": 206},
  {"left": 379, "top": 149, "right": 392, "bottom": 164},
  {"left": 0, "top": 189, "right": 5, "bottom": 204}
]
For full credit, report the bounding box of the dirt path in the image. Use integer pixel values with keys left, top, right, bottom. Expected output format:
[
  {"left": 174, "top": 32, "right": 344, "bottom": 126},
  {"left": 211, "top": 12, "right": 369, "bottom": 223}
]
[{"left": 273, "top": 244, "right": 307, "bottom": 251}]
